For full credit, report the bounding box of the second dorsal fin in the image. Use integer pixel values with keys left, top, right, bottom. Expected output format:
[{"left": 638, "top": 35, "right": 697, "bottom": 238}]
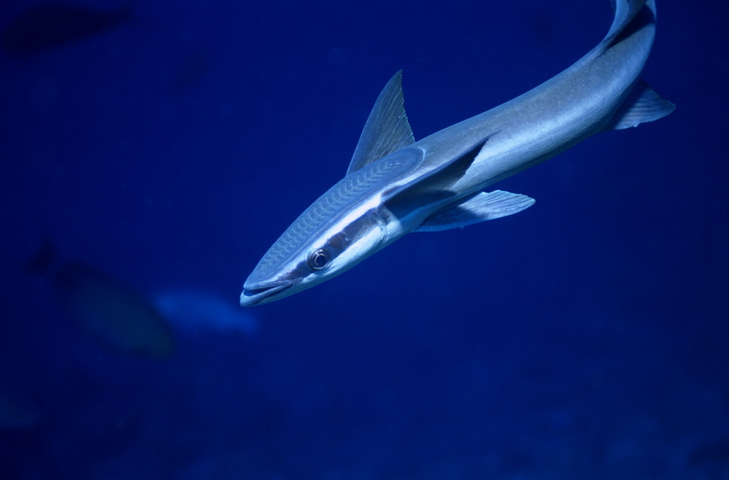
[{"left": 604, "top": 78, "right": 675, "bottom": 130}]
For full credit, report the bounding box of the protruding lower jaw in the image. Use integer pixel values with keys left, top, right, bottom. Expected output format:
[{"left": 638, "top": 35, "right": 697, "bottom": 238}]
[{"left": 239, "top": 280, "right": 293, "bottom": 307}]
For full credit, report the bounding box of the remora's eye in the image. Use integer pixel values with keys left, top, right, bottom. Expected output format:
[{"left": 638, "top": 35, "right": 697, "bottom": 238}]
[{"left": 308, "top": 248, "right": 332, "bottom": 270}]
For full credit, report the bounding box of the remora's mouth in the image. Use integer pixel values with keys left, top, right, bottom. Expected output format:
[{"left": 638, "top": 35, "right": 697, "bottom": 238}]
[{"left": 239, "top": 280, "right": 292, "bottom": 307}]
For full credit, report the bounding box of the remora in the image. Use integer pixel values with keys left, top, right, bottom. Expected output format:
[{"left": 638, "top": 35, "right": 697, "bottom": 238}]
[{"left": 240, "top": 0, "right": 675, "bottom": 307}]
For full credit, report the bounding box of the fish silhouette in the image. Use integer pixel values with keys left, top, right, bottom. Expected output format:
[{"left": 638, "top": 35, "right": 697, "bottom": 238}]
[
  {"left": 26, "top": 241, "right": 174, "bottom": 358},
  {"left": 1, "top": 3, "right": 132, "bottom": 56}
]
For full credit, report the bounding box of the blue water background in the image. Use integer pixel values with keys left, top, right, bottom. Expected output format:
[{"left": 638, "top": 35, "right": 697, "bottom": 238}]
[{"left": 0, "top": 0, "right": 727, "bottom": 478}]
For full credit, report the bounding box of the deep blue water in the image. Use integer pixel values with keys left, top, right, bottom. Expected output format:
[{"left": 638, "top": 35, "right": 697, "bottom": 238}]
[{"left": 1, "top": 0, "right": 727, "bottom": 478}]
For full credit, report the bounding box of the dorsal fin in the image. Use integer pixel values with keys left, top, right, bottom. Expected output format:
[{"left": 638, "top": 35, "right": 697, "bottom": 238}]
[{"left": 346, "top": 70, "right": 415, "bottom": 175}]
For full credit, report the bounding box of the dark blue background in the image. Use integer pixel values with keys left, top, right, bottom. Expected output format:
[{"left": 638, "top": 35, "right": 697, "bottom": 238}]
[{"left": 1, "top": 0, "right": 727, "bottom": 478}]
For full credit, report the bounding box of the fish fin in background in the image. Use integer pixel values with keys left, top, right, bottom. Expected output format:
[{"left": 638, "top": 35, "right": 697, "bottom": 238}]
[
  {"left": 53, "top": 261, "right": 174, "bottom": 358},
  {"left": 0, "top": 3, "right": 133, "bottom": 56},
  {"left": 153, "top": 289, "right": 257, "bottom": 335},
  {"left": 25, "top": 240, "right": 174, "bottom": 358}
]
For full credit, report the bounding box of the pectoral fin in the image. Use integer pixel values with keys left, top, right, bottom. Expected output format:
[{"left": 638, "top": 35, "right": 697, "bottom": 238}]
[
  {"left": 414, "top": 190, "right": 535, "bottom": 232},
  {"left": 384, "top": 138, "right": 490, "bottom": 219}
]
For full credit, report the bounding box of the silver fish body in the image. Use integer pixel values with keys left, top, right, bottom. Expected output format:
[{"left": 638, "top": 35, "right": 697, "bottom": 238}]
[{"left": 241, "top": 0, "right": 674, "bottom": 306}]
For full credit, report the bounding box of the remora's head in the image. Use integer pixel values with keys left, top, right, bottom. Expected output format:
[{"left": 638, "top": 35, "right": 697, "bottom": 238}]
[{"left": 240, "top": 150, "right": 420, "bottom": 306}]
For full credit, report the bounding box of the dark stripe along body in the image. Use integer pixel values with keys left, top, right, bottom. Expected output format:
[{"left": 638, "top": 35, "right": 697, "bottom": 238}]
[{"left": 247, "top": 148, "right": 422, "bottom": 282}]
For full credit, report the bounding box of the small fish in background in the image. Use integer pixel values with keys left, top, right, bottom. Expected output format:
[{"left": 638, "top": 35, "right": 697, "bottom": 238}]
[
  {"left": 1, "top": 3, "right": 133, "bottom": 56},
  {"left": 153, "top": 289, "right": 257, "bottom": 335},
  {"left": 0, "top": 387, "right": 41, "bottom": 430},
  {"left": 26, "top": 241, "right": 174, "bottom": 358}
]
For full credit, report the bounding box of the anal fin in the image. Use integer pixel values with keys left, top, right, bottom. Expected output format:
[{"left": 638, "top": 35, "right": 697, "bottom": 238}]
[{"left": 606, "top": 78, "right": 676, "bottom": 130}]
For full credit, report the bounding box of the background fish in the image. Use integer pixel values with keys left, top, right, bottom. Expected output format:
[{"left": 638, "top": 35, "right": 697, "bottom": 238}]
[
  {"left": 1, "top": 3, "right": 132, "bottom": 56},
  {"left": 27, "top": 243, "right": 174, "bottom": 358}
]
